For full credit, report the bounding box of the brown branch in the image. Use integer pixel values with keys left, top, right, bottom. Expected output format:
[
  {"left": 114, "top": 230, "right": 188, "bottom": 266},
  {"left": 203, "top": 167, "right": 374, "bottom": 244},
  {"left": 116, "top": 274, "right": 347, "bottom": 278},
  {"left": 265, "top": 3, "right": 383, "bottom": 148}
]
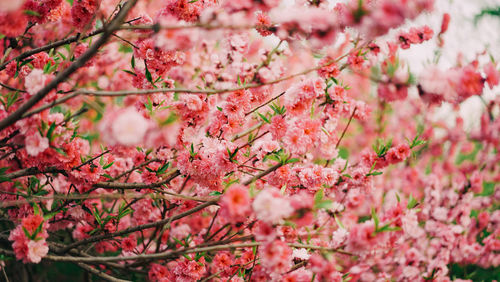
[
  {"left": 244, "top": 91, "right": 286, "bottom": 116},
  {"left": 93, "top": 169, "right": 181, "bottom": 189},
  {"left": 0, "top": 191, "right": 216, "bottom": 208},
  {"left": 72, "top": 150, "right": 111, "bottom": 170},
  {"left": 59, "top": 199, "right": 218, "bottom": 253},
  {"left": 1, "top": 166, "right": 64, "bottom": 182},
  {"left": 242, "top": 162, "right": 283, "bottom": 185},
  {"left": 0, "top": 0, "right": 138, "bottom": 131},
  {"left": 76, "top": 262, "right": 131, "bottom": 282},
  {"left": 51, "top": 242, "right": 260, "bottom": 263},
  {"left": 32, "top": 240, "right": 352, "bottom": 264},
  {"left": 335, "top": 107, "right": 357, "bottom": 149}
]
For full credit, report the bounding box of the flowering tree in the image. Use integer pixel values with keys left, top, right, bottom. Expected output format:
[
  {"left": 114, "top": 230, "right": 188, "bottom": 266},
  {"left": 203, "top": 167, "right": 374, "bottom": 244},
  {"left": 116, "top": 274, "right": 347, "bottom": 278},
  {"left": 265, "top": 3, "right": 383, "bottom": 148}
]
[{"left": 0, "top": 0, "right": 499, "bottom": 281}]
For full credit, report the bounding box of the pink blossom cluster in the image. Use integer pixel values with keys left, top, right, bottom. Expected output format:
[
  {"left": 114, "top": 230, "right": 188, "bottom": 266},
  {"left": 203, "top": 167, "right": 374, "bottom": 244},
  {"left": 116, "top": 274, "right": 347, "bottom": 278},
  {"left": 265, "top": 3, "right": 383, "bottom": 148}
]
[
  {"left": 9, "top": 214, "right": 49, "bottom": 263},
  {"left": 1, "top": 0, "right": 500, "bottom": 281}
]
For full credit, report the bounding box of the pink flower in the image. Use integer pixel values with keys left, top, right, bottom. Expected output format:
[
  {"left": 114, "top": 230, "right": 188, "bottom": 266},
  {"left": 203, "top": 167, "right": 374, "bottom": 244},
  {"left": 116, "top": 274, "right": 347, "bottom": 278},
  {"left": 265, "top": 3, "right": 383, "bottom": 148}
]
[
  {"left": 148, "top": 263, "right": 171, "bottom": 281},
  {"left": 456, "top": 65, "right": 484, "bottom": 100},
  {"left": 219, "top": 185, "right": 251, "bottom": 224},
  {"left": 386, "top": 143, "right": 411, "bottom": 164},
  {"left": 346, "top": 221, "right": 377, "bottom": 253},
  {"left": 270, "top": 115, "right": 287, "bottom": 140},
  {"left": 22, "top": 214, "right": 44, "bottom": 235},
  {"left": 256, "top": 12, "right": 273, "bottom": 36},
  {"left": 252, "top": 189, "right": 293, "bottom": 224},
  {"left": 24, "top": 69, "right": 47, "bottom": 95},
  {"left": 27, "top": 240, "right": 48, "bottom": 263},
  {"left": 402, "top": 210, "right": 423, "bottom": 238},
  {"left": 110, "top": 107, "right": 150, "bottom": 146},
  {"left": 121, "top": 236, "right": 137, "bottom": 252},
  {"left": 25, "top": 132, "right": 49, "bottom": 156},
  {"left": 484, "top": 62, "right": 499, "bottom": 88},
  {"left": 71, "top": 0, "right": 98, "bottom": 30},
  {"left": 260, "top": 240, "right": 292, "bottom": 274},
  {"left": 397, "top": 25, "right": 434, "bottom": 49},
  {"left": 317, "top": 57, "right": 340, "bottom": 78},
  {"left": 0, "top": 0, "right": 25, "bottom": 12},
  {"left": 0, "top": 9, "right": 27, "bottom": 37}
]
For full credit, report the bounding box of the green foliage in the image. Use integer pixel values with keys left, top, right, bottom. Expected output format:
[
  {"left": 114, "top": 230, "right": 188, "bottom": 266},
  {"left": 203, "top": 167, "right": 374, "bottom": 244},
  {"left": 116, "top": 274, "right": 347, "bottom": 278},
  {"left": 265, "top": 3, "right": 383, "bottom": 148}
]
[
  {"left": 456, "top": 142, "right": 482, "bottom": 165},
  {"left": 475, "top": 6, "right": 500, "bottom": 23},
  {"left": 449, "top": 263, "right": 500, "bottom": 281},
  {"left": 313, "top": 188, "right": 333, "bottom": 210},
  {"left": 477, "top": 182, "right": 496, "bottom": 196},
  {"left": 373, "top": 138, "right": 392, "bottom": 157},
  {"left": 407, "top": 125, "right": 426, "bottom": 149}
]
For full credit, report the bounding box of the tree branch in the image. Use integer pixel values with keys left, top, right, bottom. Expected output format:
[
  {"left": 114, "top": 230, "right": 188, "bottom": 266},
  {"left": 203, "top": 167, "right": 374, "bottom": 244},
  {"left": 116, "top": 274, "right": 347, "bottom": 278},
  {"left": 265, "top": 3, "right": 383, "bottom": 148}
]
[{"left": 0, "top": 0, "right": 138, "bottom": 131}]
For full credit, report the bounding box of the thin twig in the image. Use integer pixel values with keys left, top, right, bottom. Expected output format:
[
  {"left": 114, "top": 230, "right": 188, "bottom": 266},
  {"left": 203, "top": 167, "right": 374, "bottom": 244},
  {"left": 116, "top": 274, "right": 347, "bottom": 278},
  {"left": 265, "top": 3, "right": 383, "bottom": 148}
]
[
  {"left": 72, "top": 150, "right": 110, "bottom": 170},
  {"left": 76, "top": 262, "right": 131, "bottom": 282},
  {"left": 59, "top": 200, "right": 218, "bottom": 253},
  {"left": 0, "top": 0, "right": 138, "bottom": 131},
  {"left": 242, "top": 162, "right": 283, "bottom": 185},
  {"left": 245, "top": 91, "right": 286, "bottom": 116}
]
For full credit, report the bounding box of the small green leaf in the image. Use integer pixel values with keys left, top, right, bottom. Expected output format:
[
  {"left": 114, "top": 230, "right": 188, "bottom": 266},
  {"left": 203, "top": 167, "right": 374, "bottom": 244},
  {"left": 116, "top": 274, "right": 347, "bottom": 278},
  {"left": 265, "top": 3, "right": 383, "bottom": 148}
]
[
  {"left": 53, "top": 147, "right": 67, "bottom": 156},
  {"left": 122, "top": 69, "right": 136, "bottom": 76},
  {"left": 407, "top": 194, "right": 418, "bottom": 209},
  {"left": 144, "top": 62, "right": 154, "bottom": 86},
  {"left": 102, "top": 161, "right": 114, "bottom": 169},
  {"left": 371, "top": 208, "right": 379, "bottom": 230},
  {"left": 46, "top": 122, "right": 56, "bottom": 142},
  {"left": 257, "top": 112, "right": 270, "bottom": 124},
  {"left": 24, "top": 10, "right": 41, "bottom": 16}
]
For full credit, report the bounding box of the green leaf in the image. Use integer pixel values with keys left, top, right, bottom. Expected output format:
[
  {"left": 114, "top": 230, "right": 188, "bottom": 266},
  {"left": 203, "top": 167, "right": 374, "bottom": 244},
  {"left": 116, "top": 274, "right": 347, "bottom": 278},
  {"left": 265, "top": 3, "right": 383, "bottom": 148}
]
[
  {"left": 338, "top": 147, "right": 349, "bottom": 159},
  {"left": 315, "top": 199, "right": 333, "bottom": 210},
  {"left": 43, "top": 61, "right": 52, "bottom": 74},
  {"left": 159, "top": 112, "right": 178, "bottom": 126},
  {"left": 119, "top": 44, "right": 133, "bottom": 53},
  {"left": 407, "top": 194, "right": 418, "bottom": 209},
  {"left": 334, "top": 214, "right": 345, "bottom": 229},
  {"left": 478, "top": 182, "right": 495, "bottom": 196},
  {"left": 43, "top": 211, "right": 59, "bottom": 221},
  {"left": 102, "top": 173, "right": 113, "bottom": 179},
  {"left": 145, "top": 96, "right": 153, "bottom": 113},
  {"left": 92, "top": 207, "right": 102, "bottom": 226},
  {"left": 131, "top": 56, "right": 136, "bottom": 69},
  {"left": 371, "top": 208, "right": 379, "bottom": 230},
  {"left": 144, "top": 62, "right": 154, "bottom": 86},
  {"left": 32, "top": 203, "right": 41, "bottom": 215},
  {"left": 24, "top": 10, "right": 41, "bottom": 16},
  {"left": 122, "top": 69, "right": 136, "bottom": 76},
  {"left": 46, "top": 122, "right": 56, "bottom": 142},
  {"left": 366, "top": 171, "right": 383, "bottom": 177},
  {"left": 156, "top": 162, "right": 170, "bottom": 175},
  {"left": 53, "top": 147, "right": 67, "bottom": 156},
  {"left": 286, "top": 158, "right": 300, "bottom": 164},
  {"left": 209, "top": 191, "right": 222, "bottom": 196},
  {"left": 314, "top": 188, "right": 324, "bottom": 204},
  {"left": 102, "top": 161, "right": 114, "bottom": 169},
  {"left": 22, "top": 227, "right": 34, "bottom": 240},
  {"left": 257, "top": 112, "right": 270, "bottom": 124}
]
